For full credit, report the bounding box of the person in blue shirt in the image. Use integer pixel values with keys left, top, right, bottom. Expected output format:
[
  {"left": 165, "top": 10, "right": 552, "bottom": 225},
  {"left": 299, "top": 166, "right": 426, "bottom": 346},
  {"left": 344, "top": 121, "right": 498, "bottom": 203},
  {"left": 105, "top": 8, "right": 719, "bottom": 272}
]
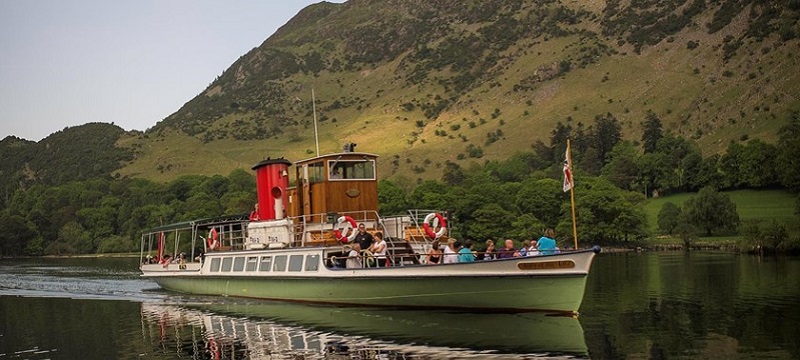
[
  {"left": 536, "top": 228, "right": 558, "bottom": 255},
  {"left": 456, "top": 240, "right": 475, "bottom": 262}
]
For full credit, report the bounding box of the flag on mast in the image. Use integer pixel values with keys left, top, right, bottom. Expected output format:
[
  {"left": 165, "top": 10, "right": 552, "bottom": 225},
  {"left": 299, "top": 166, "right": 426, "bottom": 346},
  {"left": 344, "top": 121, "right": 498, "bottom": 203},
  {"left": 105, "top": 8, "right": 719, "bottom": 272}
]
[
  {"left": 563, "top": 146, "right": 573, "bottom": 192},
  {"left": 157, "top": 232, "right": 165, "bottom": 261}
]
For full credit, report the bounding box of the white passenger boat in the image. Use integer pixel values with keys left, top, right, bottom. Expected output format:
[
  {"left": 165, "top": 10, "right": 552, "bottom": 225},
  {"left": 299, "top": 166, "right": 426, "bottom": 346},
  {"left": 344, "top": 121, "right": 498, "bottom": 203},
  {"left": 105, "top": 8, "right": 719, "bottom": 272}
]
[{"left": 140, "top": 151, "right": 600, "bottom": 314}]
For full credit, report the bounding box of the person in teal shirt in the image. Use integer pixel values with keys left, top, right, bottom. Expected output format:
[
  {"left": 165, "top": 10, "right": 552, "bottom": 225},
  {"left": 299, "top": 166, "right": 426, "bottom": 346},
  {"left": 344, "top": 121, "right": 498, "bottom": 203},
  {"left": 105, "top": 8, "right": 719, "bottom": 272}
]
[
  {"left": 456, "top": 240, "right": 475, "bottom": 262},
  {"left": 536, "top": 228, "right": 558, "bottom": 255}
]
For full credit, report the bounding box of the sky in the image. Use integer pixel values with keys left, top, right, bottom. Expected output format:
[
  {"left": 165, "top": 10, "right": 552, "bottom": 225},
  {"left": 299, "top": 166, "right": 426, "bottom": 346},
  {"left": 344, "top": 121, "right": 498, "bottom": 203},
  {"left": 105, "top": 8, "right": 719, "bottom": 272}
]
[{"left": 0, "top": 0, "right": 345, "bottom": 141}]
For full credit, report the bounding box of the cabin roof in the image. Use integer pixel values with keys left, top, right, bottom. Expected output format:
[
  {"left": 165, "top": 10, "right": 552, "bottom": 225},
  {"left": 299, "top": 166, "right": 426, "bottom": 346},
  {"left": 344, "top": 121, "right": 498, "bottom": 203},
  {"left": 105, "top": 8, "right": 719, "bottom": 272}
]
[
  {"left": 294, "top": 152, "right": 379, "bottom": 165},
  {"left": 143, "top": 213, "right": 249, "bottom": 234}
]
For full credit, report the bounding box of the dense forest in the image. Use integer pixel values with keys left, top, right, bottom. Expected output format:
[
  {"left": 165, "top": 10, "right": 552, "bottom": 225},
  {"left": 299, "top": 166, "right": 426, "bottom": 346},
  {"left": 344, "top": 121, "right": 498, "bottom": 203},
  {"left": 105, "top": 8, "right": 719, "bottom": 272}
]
[{"left": 1, "top": 112, "right": 799, "bottom": 257}]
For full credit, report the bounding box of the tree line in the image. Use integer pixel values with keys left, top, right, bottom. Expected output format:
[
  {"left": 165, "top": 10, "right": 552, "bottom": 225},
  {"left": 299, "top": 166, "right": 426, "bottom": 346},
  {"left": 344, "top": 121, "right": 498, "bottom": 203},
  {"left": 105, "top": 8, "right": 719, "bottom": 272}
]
[{"left": 1, "top": 112, "right": 799, "bottom": 256}]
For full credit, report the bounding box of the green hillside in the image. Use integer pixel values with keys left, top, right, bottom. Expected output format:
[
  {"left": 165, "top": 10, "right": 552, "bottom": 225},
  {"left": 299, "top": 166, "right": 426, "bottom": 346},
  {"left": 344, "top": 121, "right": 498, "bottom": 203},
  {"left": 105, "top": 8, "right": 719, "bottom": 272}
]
[
  {"left": 112, "top": 0, "right": 800, "bottom": 182},
  {"left": 642, "top": 189, "right": 798, "bottom": 235}
]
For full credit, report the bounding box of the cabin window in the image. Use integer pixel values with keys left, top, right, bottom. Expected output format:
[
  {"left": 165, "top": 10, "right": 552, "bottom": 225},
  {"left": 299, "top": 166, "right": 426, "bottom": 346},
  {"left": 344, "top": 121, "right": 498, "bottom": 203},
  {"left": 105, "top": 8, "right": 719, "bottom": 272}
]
[
  {"left": 327, "top": 160, "right": 375, "bottom": 180},
  {"left": 273, "top": 255, "right": 287, "bottom": 271},
  {"left": 308, "top": 162, "right": 325, "bottom": 184},
  {"left": 305, "top": 255, "right": 319, "bottom": 271},
  {"left": 259, "top": 256, "right": 272, "bottom": 272},
  {"left": 210, "top": 258, "right": 221, "bottom": 272},
  {"left": 233, "top": 257, "right": 245, "bottom": 272},
  {"left": 221, "top": 257, "right": 233, "bottom": 272},
  {"left": 246, "top": 256, "right": 258, "bottom": 271},
  {"left": 288, "top": 255, "right": 304, "bottom": 272}
]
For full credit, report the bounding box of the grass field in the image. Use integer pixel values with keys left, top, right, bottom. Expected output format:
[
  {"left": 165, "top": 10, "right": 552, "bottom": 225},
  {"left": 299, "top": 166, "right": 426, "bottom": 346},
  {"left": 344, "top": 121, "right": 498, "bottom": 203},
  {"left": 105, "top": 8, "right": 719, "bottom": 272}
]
[{"left": 641, "top": 189, "right": 799, "bottom": 242}]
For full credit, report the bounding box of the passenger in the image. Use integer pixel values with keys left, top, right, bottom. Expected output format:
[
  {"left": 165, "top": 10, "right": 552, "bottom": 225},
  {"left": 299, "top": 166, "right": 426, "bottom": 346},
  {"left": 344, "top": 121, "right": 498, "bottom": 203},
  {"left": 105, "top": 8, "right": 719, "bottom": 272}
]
[
  {"left": 346, "top": 243, "right": 363, "bottom": 269},
  {"left": 483, "top": 240, "right": 496, "bottom": 260},
  {"left": 249, "top": 203, "right": 260, "bottom": 221},
  {"left": 519, "top": 240, "right": 539, "bottom": 257},
  {"left": 371, "top": 232, "right": 388, "bottom": 267},
  {"left": 497, "top": 239, "right": 520, "bottom": 259},
  {"left": 537, "top": 228, "right": 558, "bottom": 255},
  {"left": 178, "top": 253, "right": 187, "bottom": 269},
  {"left": 442, "top": 238, "right": 459, "bottom": 264},
  {"left": 457, "top": 241, "right": 475, "bottom": 263},
  {"left": 330, "top": 167, "right": 342, "bottom": 179},
  {"left": 426, "top": 240, "right": 442, "bottom": 265},
  {"left": 354, "top": 223, "right": 374, "bottom": 252},
  {"left": 466, "top": 240, "right": 478, "bottom": 261},
  {"left": 160, "top": 254, "right": 172, "bottom": 268}
]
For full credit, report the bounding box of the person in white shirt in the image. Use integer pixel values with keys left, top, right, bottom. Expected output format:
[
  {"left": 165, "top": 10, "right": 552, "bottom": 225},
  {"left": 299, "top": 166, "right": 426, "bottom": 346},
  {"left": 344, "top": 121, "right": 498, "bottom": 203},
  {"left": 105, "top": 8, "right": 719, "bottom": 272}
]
[
  {"left": 346, "top": 243, "right": 362, "bottom": 269},
  {"left": 443, "top": 238, "right": 459, "bottom": 264},
  {"left": 371, "top": 232, "right": 388, "bottom": 267}
]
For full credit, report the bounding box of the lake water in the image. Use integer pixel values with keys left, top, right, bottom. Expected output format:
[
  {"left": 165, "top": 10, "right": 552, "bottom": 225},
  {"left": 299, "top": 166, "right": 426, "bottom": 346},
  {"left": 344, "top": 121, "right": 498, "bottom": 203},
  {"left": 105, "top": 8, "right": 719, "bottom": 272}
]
[{"left": 0, "top": 252, "right": 798, "bottom": 359}]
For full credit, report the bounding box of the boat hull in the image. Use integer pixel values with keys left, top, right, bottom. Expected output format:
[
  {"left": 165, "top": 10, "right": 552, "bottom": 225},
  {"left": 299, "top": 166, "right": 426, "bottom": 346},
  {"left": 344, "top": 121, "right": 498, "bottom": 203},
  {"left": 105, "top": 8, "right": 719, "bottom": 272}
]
[
  {"left": 152, "top": 273, "right": 588, "bottom": 313},
  {"left": 145, "top": 248, "right": 598, "bottom": 313}
]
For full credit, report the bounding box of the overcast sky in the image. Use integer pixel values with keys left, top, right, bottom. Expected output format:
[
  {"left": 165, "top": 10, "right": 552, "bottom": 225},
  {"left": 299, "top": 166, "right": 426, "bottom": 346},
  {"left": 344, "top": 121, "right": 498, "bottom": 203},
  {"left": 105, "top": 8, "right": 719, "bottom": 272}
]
[{"left": 0, "top": 0, "right": 345, "bottom": 141}]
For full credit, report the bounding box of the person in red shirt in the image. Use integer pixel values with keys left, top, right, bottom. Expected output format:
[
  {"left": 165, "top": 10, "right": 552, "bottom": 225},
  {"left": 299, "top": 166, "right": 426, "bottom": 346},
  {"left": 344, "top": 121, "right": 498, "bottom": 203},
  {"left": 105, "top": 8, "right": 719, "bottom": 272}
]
[{"left": 249, "top": 203, "right": 260, "bottom": 221}]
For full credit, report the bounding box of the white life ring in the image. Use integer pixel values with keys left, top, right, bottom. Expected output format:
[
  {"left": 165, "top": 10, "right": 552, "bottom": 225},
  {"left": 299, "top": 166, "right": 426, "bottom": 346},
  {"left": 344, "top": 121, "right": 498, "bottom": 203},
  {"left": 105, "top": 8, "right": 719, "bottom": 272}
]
[
  {"left": 423, "top": 212, "right": 447, "bottom": 239},
  {"left": 334, "top": 215, "right": 358, "bottom": 243},
  {"left": 207, "top": 228, "right": 220, "bottom": 250}
]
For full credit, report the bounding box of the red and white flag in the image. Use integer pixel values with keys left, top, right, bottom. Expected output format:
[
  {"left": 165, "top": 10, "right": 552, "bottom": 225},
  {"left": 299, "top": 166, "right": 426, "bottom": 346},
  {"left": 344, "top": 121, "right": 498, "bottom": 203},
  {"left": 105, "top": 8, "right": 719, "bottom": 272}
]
[{"left": 563, "top": 147, "right": 573, "bottom": 192}]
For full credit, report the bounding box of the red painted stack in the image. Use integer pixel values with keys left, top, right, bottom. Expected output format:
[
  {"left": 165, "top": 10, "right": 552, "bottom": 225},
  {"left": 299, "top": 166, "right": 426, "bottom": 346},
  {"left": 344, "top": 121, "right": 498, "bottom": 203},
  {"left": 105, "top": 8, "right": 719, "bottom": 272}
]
[{"left": 252, "top": 158, "right": 292, "bottom": 220}]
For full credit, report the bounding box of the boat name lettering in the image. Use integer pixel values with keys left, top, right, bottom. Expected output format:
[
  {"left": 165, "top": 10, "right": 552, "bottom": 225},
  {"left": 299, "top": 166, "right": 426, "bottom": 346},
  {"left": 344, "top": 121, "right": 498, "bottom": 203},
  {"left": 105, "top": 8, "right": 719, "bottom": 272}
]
[{"left": 518, "top": 260, "right": 575, "bottom": 270}]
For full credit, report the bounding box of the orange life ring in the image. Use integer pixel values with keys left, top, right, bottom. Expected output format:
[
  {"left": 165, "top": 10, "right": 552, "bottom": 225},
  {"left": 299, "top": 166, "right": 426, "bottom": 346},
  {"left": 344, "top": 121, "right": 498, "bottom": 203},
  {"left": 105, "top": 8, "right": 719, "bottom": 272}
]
[
  {"left": 207, "top": 228, "right": 220, "bottom": 250},
  {"left": 333, "top": 215, "right": 358, "bottom": 243},
  {"left": 423, "top": 212, "right": 447, "bottom": 239}
]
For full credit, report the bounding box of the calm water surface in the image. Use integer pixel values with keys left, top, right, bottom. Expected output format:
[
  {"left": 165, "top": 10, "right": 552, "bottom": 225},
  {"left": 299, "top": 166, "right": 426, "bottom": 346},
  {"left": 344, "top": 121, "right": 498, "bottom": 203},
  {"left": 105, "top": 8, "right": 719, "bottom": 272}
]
[{"left": 0, "top": 252, "right": 798, "bottom": 359}]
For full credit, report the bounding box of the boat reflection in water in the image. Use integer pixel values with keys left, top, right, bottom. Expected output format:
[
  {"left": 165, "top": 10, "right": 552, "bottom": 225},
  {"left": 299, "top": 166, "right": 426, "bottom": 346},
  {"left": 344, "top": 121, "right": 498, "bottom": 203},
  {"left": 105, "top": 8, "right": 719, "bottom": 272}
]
[{"left": 140, "top": 299, "right": 588, "bottom": 359}]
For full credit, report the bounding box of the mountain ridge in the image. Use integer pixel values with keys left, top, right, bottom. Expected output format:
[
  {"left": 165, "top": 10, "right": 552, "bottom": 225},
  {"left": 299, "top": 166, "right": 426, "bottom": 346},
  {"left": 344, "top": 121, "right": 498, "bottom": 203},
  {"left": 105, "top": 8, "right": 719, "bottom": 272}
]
[{"left": 10, "top": 0, "right": 800, "bottom": 184}]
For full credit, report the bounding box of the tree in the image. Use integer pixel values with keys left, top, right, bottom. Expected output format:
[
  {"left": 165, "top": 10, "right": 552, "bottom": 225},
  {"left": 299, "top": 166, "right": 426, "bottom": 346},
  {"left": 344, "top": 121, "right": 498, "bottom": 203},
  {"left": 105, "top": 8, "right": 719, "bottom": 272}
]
[
  {"left": 579, "top": 147, "right": 603, "bottom": 176},
  {"left": 441, "top": 161, "right": 465, "bottom": 186},
  {"left": 514, "top": 178, "right": 562, "bottom": 227},
  {"left": 655, "top": 134, "right": 702, "bottom": 192},
  {"left": 641, "top": 111, "right": 663, "bottom": 154},
  {"left": 466, "top": 203, "right": 515, "bottom": 240},
  {"left": 674, "top": 212, "right": 699, "bottom": 248},
  {"left": 226, "top": 169, "right": 255, "bottom": 193},
  {"left": 719, "top": 142, "right": 745, "bottom": 189},
  {"left": 657, "top": 202, "right": 681, "bottom": 235},
  {"left": 688, "top": 154, "right": 723, "bottom": 191},
  {"left": 777, "top": 112, "right": 800, "bottom": 192},
  {"left": 0, "top": 212, "right": 39, "bottom": 256},
  {"left": 549, "top": 122, "right": 572, "bottom": 163},
  {"left": 601, "top": 142, "right": 640, "bottom": 190},
  {"left": 591, "top": 112, "right": 622, "bottom": 165},
  {"left": 683, "top": 186, "right": 740, "bottom": 236},
  {"left": 738, "top": 139, "right": 778, "bottom": 188},
  {"left": 559, "top": 177, "right": 648, "bottom": 244},
  {"left": 378, "top": 180, "right": 408, "bottom": 215}
]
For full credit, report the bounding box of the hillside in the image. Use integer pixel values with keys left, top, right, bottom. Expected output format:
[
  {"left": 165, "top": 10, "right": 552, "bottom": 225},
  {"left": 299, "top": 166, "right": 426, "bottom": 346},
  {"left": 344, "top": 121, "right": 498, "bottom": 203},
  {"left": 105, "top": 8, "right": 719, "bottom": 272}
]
[
  {"left": 0, "top": 123, "right": 134, "bottom": 207},
  {"left": 111, "top": 0, "right": 800, "bottom": 182}
]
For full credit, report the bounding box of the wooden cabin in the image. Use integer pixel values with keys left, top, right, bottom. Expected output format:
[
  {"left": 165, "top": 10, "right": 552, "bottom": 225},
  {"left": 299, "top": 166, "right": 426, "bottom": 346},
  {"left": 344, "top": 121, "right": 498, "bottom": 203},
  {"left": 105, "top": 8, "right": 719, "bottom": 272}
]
[{"left": 286, "top": 152, "right": 379, "bottom": 223}]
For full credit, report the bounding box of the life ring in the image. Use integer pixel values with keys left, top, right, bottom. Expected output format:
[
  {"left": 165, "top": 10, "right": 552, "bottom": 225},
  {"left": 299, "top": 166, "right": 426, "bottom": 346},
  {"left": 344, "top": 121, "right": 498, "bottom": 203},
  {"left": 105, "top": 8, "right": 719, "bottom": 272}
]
[
  {"left": 423, "top": 212, "right": 447, "bottom": 239},
  {"left": 207, "top": 228, "right": 220, "bottom": 250},
  {"left": 333, "top": 216, "right": 358, "bottom": 243}
]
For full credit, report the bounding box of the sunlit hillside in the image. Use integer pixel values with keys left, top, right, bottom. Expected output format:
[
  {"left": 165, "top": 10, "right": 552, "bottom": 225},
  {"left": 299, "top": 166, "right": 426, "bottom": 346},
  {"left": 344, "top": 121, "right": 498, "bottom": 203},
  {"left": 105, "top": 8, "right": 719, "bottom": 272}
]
[{"left": 115, "top": 0, "right": 800, "bottom": 183}]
